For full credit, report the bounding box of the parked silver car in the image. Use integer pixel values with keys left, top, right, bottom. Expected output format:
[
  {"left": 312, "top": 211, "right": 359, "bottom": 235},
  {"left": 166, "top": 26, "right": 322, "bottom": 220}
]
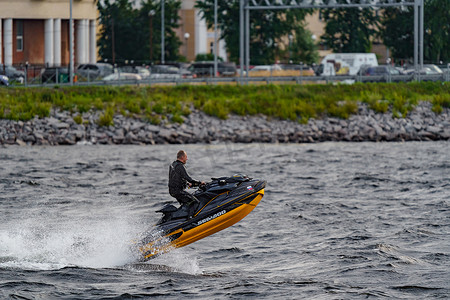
[
  {"left": 102, "top": 73, "right": 142, "bottom": 82},
  {"left": 77, "top": 63, "right": 114, "bottom": 81},
  {"left": 118, "top": 66, "right": 150, "bottom": 79},
  {"left": 150, "top": 65, "right": 182, "bottom": 79},
  {"left": 403, "top": 64, "right": 444, "bottom": 75}
]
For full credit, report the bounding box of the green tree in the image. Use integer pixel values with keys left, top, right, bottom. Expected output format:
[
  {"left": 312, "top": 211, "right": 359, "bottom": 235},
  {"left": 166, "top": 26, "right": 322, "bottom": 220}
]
[
  {"left": 137, "top": 0, "right": 183, "bottom": 63},
  {"left": 97, "top": 0, "right": 139, "bottom": 63},
  {"left": 195, "top": 0, "right": 317, "bottom": 65},
  {"left": 97, "top": 0, "right": 182, "bottom": 64},
  {"left": 380, "top": 0, "right": 450, "bottom": 63},
  {"left": 290, "top": 26, "right": 319, "bottom": 64},
  {"left": 195, "top": 53, "right": 223, "bottom": 62},
  {"left": 320, "top": 6, "right": 378, "bottom": 53},
  {"left": 379, "top": 6, "right": 413, "bottom": 61}
]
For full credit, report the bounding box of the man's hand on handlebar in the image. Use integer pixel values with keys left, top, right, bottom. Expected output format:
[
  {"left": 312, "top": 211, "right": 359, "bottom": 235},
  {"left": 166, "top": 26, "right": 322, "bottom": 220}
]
[{"left": 189, "top": 181, "right": 206, "bottom": 188}]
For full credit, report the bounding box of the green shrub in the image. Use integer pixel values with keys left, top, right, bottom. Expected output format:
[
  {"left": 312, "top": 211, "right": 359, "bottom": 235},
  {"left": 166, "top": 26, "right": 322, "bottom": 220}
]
[
  {"left": 125, "top": 99, "right": 140, "bottom": 114},
  {"left": 431, "top": 94, "right": 450, "bottom": 114},
  {"left": 147, "top": 114, "right": 161, "bottom": 125},
  {"left": 152, "top": 102, "right": 164, "bottom": 114},
  {"left": 202, "top": 99, "right": 229, "bottom": 119},
  {"left": 328, "top": 101, "right": 358, "bottom": 119},
  {"left": 73, "top": 114, "right": 83, "bottom": 124},
  {"left": 172, "top": 114, "right": 184, "bottom": 124},
  {"left": 391, "top": 93, "right": 408, "bottom": 118},
  {"left": 98, "top": 106, "right": 114, "bottom": 127},
  {"left": 182, "top": 105, "right": 191, "bottom": 116},
  {"left": 295, "top": 101, "right": 316, "bottom": 123},
  {"left": 360, "top": 91, "right": 389, "bottom": 113},
  {"left": 0, "top": 82, "right": 448, "bottom": 123},
  {"left": 35, "top": 102, "right": 51, "bottom": 118}
]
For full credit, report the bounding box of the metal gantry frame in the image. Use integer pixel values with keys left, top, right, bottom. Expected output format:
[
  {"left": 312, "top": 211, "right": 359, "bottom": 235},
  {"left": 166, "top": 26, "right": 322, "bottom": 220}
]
[{"left": 239, "top": 0, "right": 424, "bottom": 78}]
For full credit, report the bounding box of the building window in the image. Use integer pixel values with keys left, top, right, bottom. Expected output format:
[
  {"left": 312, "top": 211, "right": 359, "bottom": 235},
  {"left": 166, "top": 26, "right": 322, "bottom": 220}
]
[{"left": 16, "top": 20, "right": 24, "bottom": 52}]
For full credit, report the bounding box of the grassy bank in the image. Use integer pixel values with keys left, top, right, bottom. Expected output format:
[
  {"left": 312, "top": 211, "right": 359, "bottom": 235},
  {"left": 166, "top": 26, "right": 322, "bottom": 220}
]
[{"left": 0, "top": 82, "right": 449, "bottom": 126}]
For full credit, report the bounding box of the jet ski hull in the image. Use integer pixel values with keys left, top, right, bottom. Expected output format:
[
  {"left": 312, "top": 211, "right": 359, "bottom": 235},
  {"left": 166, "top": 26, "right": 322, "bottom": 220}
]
[
  {"left": 138, "top": 177, "right": 265, "bottom": 261},
  {"left": 170, "top": 189, "right": 263, "bottom": 248}
]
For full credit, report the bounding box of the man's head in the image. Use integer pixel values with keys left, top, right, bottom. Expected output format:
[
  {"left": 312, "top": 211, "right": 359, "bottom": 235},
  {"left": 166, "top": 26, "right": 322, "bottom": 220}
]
[{"left": 177, "top": 150, "right": 188, "bottom": 164}]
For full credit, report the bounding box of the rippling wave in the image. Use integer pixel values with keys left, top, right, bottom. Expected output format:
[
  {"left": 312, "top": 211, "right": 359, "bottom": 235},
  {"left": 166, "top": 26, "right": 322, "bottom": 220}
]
[{"left": 0, "top": 142, "right": 449, "bottom": 299}]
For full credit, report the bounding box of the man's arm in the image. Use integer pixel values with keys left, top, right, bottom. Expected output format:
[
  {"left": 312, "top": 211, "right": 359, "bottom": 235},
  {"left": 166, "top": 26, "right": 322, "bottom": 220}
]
[{"left": 179, "top": 164, "right": 200, "bottom": 185}]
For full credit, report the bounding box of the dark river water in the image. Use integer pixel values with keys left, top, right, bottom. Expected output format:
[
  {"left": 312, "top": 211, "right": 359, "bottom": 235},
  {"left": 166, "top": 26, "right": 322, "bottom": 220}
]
[{"left": 0, "top": 142, "right": 449, "bottom": 299}]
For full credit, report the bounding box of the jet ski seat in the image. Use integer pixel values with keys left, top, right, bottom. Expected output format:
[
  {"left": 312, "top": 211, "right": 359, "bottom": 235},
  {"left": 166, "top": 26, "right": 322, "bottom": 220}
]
[
  {"left": 156, "top": 203, "right": 191, "bottom": 223},
  {"left": 156, "top": 204, "right": 178, "bottom": 214}
]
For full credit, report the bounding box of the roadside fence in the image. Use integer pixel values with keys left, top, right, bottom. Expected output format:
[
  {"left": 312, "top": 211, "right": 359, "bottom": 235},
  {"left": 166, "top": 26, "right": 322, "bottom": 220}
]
[{"left": 3, "top": 65, "right": 450, "bottom": 88}]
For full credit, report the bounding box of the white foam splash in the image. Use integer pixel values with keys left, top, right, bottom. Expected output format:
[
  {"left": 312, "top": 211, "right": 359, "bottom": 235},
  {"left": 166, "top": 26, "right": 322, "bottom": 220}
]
[
  {"left": 151, "top": 247, "right": 202, "bottom": 275},
  {"left": 0, "top": 215, "right": 145, "bottom": 270},
  {"left": 131, "top": 228, "right": 202, "bottom": 275}
]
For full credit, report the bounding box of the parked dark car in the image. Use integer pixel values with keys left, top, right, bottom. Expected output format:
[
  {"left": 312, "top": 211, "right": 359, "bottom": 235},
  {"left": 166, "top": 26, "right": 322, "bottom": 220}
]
[
  {"left": 150, "top": 64, "right": 196, "bottom": 79},
  {"left": 188, "top": 61, "right": 237, "bottom": 77},
  {"left": 364, "top": 66, "right": 402, "bottom": 76},
  {"left": 362, "top": 65, "right": 405, "bottom": 82},
  {"left": 356, "top": 64, "right": 374, "bottom": 76},
  {"left": 77, "top": 63, "right": 113, "bottom": 81},
  {"left": 0, "top": 75, "right": 9, "bottom": 86},
  {"left": 41, "top": 67, "right": 70, "bottom": 83},
  {"left": 163, "top": 62, "right": 191, "bottom": 69},
  {"left": 0, "top": 64, "right": 25, "bottom": 83},
  {"left": 161, "top": 62, "right": 195, "bottom": 78},
  {"left": 150, "top": 65, "right": 182, "bottom": 79}
]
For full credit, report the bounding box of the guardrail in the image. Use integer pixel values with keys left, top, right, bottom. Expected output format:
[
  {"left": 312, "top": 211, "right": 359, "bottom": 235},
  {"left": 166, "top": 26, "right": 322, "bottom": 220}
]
[{"left": 6, "top": 72, "right": 450, "bottom": 88}]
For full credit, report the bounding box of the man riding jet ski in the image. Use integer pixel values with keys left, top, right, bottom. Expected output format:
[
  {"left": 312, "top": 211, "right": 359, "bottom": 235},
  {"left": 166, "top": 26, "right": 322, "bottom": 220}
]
[
  {"left": 138, "top": 174, "right": 266, "bottom": 261},
  {"left": 168, "top": 150, "right": 205, "bottom": 217}
]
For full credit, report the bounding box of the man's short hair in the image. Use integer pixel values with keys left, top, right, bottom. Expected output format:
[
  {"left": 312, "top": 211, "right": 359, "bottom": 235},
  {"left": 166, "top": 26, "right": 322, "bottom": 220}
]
[{"left": 177, "top": 150, "right": 186, "bottom": 159}]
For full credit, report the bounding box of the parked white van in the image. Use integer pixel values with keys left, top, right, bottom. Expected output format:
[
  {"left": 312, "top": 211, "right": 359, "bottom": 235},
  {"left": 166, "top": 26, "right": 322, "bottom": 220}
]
[{"left": 317, "top": 53, "right": 378, "bottom": 76}]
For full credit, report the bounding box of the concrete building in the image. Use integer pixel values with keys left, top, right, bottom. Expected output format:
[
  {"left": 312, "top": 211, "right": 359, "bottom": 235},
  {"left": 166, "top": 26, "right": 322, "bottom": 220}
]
[
  {"left": 0, "top": 0, "right": 98, "bottom": 67},
  {"left": 177, "top": 0, "right": 227, "bottom": 62}
]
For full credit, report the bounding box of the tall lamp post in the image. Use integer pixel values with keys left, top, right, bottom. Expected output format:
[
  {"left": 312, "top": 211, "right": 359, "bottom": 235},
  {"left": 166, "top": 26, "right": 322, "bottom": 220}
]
[
  {"left": 161, "top": 0, "right": 165, "bottom": 64},
  {"left": 288, "top": 34, "right": 293, "bottom": 64},
  {"left": 213, "top": 0, "right": 218, "bottom": 77},
  {"left": 149, "top": 9, "right": 155, "bottom": 63},
  {"left": 69, "top": 0, "right": 74, "bottom": 85},
  {"left": 111, "top": 18, "right": 116, "bottom": 65},
  {"left": 184, "top": 32, "right": 190, "bottom": 60}
]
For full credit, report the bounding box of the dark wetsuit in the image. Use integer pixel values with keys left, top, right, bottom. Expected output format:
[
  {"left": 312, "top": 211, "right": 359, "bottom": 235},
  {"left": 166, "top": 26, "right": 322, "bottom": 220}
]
[{"left": 168, "top": 160, "right": 200, "bottom": 205}]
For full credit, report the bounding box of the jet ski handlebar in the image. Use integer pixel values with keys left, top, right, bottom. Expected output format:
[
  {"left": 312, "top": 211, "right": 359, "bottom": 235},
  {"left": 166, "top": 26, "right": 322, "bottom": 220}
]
[{"left": 210, "top": 175, "right": 251, "bottom": 184}]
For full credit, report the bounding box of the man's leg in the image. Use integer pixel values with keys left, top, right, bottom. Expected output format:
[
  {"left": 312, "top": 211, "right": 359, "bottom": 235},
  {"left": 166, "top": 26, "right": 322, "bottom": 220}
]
[
  {"left": 177, "top": 191, "right": 198, "bottom": 205},
  {"left": 175, "top": 191, "right": 199, "bottom": 217}
]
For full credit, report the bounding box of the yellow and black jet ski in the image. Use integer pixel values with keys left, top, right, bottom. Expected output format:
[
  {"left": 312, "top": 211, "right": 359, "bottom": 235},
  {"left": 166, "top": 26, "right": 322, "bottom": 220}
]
[{"left": 138, "top": 175, "right": 266, "bottom": 261}]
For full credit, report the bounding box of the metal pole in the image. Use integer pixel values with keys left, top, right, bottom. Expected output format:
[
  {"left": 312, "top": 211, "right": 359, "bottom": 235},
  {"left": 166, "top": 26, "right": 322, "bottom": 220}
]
[
  {"left": 69, "top": 0, "right": 74, "bottom": 85},
  {"left": 245, "top": 7, "right": 249, "bottom": 80},
  {"left": 419, "top": 0, "right": 424, "bottom": 69},
  {"left": 149, "top": 10, "right": 155, "bottom": 63},
  {"left": 25, "top": 62, "right": 28, "bottom": 87},
  {"left": 447, "top": 63, "right": 450, "bottom": 82},
  {"left": 111, "top": 18, "right": 115, "bottom": 64},
  {"left": 161, "top": 0, "right": 165, "bottom": 64},
  {"left": 414, "top": 0, "right": 418, "bottom": 76},
  {"left": 213, "top": 0, "right": 218, "bottom": 78},
  {"left": 239, "top": 0, "right": 244, "bottom": 82}
]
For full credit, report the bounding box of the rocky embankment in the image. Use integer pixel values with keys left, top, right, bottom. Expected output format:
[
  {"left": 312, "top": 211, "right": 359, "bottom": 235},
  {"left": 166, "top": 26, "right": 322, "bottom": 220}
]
[{"left": 0, "top": 102, "right": 449, "bottom": 146}]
